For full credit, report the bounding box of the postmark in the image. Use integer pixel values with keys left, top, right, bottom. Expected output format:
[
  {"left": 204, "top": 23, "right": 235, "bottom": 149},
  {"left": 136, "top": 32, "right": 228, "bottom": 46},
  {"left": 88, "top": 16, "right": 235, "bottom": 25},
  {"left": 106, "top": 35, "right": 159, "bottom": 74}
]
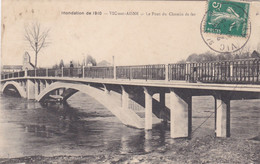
[{"left": 201, "top": 0, "right": 251, "bottom": 53}]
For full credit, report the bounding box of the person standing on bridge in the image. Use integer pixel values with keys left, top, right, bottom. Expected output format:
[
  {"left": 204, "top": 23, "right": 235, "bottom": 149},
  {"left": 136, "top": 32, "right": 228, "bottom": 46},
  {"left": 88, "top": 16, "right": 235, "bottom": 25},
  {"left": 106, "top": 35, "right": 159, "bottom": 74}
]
[{"left": 70, "top": 61, "right": 74, "bottom": 77}]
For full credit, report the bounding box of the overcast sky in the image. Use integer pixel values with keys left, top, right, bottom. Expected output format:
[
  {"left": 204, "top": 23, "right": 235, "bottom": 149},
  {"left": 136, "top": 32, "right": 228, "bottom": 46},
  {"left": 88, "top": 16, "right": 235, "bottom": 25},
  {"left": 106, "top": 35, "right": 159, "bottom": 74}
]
[{"left": 1, "top": 0, "right": 260, "bottom": 67}]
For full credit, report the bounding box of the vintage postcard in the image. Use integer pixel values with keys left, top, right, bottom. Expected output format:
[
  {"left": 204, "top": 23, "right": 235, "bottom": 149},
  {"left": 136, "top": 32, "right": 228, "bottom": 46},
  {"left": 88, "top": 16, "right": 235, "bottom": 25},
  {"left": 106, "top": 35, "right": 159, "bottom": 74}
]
[{"left": 1, "top": 0, "right": 260, "bottom": 163}]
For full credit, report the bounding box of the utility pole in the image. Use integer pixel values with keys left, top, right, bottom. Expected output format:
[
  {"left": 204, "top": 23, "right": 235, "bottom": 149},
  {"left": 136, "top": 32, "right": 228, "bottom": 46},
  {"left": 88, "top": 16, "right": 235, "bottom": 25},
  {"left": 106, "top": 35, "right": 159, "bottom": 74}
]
[{"left": 113, "top": 56, "right": 116, "bottom": 79}]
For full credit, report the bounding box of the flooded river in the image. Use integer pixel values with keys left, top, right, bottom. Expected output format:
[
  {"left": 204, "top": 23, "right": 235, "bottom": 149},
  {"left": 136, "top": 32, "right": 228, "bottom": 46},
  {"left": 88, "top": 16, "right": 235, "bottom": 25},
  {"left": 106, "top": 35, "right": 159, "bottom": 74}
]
[
  {"left": 0, "top": 92, "right": 259, "bottom": 163},
  {"left": 0, "top": 92, "right": 171, "bottom": 158}
]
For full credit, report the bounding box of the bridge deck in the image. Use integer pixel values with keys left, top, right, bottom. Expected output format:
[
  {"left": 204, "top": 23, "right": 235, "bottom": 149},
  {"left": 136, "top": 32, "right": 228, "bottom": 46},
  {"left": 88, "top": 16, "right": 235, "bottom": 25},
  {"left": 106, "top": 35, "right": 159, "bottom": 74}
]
[
  {"left": 2, "top": 58, "right": 260, "bottom": 94},
  {"left": 2, "top": 76, "right": 260, "bottom": 93},
  {"left": 2, "top": 58, "right": 260, "bottom": 85}
]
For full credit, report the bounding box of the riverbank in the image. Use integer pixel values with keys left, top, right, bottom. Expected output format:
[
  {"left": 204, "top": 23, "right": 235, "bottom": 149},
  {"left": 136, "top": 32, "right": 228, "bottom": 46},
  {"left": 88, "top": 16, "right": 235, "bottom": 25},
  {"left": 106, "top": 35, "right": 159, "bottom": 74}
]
[{"left": 1, "top": 134, "right": 259, "bottom": 164}]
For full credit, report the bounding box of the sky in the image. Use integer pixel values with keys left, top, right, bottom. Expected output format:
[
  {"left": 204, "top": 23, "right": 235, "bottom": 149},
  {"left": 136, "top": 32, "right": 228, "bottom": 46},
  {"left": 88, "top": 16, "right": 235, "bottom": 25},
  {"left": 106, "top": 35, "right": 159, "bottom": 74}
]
[{"left": 1, "top": 0, "right": 260, "bottom": 67}]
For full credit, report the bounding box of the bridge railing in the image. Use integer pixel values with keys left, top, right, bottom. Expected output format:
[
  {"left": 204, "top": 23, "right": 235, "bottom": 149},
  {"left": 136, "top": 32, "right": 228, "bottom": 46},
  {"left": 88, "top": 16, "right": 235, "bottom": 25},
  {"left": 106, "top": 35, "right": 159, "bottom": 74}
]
[
  {"left": 36, "top": 69, "right": 47, "bottom": 77},
  {"left": 63, "top": 68, "right": 82, "bottom": 77},
  {"left": 0, "top": 70, "right": 25, "bottom": 79},
  {"left": 5, "top": 72, "right": 13, "bottom": 79},
  {"left": 179, "top": 59, "right": 260, "bottom": 84},
  {"left": 47, "top": 68, "right": 58, "bottom": 77},
  {"left": 84, "top": 66, "right": 114, "bottom": 79},
  {"left": 116, "top": 64, "right": 165, "bottom": 80},
  {"left": 27, "top": 70, "right": 35, "bottom": 77},
  {"left": 168, "top": 63, "right": 186, "bottom": 81},
  {"left": 1, "top": 58, "right": 260, "bottom": 84},
  {"left": 19, "top": 71, "right": 25, "bottom": 77}
]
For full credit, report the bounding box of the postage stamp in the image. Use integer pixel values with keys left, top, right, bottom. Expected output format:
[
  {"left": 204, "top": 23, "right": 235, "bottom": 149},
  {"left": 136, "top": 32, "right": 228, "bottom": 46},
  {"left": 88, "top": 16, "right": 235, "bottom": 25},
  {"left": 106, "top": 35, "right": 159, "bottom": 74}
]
[
  {"left": 204, "top": 0, "right": 250, "bottom": 37},
  {"left": 201, "top": 0, "right": 251, "bottom": 53}
]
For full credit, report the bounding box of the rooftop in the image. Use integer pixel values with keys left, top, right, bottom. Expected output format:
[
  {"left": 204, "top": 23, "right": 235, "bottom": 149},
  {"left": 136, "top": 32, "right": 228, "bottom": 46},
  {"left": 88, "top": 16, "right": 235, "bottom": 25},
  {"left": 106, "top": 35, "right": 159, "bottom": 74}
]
[{"left": 2, "top": 65, "right": 23, "bottom": 69}]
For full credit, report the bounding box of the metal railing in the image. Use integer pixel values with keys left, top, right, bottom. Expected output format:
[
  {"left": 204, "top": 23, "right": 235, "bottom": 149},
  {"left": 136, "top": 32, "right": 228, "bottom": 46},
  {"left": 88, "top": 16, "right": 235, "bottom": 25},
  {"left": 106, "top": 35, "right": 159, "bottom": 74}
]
[
  {"left": 168, "top": 63, "right": 186, "bottom": 81},
  {"left": 27, "top": 70, "right": 35, "bottom": 77},
  {"left": 116, "top": 64, "right": 165, "bottom": 80},
  {"left": 182, "top": 59, "right": 260, "bottom": 83},
  {"left": 36, "top": 69, "right": 47, "bottom": 77},
  {"left": 84, "top": 66, "right": 113, "bottom": 79},
  {"left": 1, "top": 58, "right": 260, "bottom": 84},
  {"left": 63, "top": 68, "right": 82, "bottom": 77}
]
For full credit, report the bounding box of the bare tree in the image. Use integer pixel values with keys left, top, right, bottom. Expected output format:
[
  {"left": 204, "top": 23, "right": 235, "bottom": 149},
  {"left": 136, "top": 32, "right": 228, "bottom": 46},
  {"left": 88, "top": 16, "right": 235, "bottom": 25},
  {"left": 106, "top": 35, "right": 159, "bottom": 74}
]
[{"left": 24, "top": 22, "right": 50, "bottom": 68}]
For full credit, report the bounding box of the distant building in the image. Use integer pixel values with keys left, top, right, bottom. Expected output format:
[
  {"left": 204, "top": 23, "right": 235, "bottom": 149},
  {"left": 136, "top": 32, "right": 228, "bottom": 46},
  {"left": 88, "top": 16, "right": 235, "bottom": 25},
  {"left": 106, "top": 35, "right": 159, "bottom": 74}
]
[
  {"left": 251, "top": 50, "right": 260, "bottom": 58},
  {"left": 2, "top": 52, "right": 34, "bottom": 73},
  {"left": 97, "top": 60, "right": 111, "bottom": 67},
  {"left": 87, "top": 62, "right": 93, "bottom": 67},
  {"left": 2, "top": 65, "right": 23, "bottom": 73},
  {"left": 22, "top": 52, "right": 35, "bottom": 70}
]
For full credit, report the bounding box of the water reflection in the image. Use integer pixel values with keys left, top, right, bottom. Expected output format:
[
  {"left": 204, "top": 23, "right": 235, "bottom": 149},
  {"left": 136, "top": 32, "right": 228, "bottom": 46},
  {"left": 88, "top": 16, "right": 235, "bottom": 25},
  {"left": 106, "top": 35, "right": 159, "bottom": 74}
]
[
  {"left": 24, "top": 124, "right": 53, "bottom": 138},
  {"left": 144, "top": 131, "right": 153, "bottom": 152},
  {"left": 0, "top": 94, "right": 174, "bottom": 156},
  {"left": 0, "top": 93, "right": 169, "bottom": 157},
  {"left": 0, "top": 93, "right": 173, "bottom": 158}
]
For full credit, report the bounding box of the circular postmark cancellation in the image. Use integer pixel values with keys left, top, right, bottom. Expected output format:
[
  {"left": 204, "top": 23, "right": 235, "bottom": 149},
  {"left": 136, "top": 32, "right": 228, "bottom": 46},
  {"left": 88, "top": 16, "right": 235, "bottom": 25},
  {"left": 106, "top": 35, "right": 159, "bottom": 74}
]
[{"left": 200, "top": 0, "right": 251, "bottom": 53}]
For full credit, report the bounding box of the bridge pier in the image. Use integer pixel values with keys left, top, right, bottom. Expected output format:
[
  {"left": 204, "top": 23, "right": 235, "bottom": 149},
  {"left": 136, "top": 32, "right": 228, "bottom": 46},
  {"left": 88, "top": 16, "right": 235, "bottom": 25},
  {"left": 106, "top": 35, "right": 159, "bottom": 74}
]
[
  {"left": 19, "top": 80, "right": 27, "bottom": 98},
  {"left": 169, "top": 89, "right": 192, "bottom": 139},
  {"left": 121, "top": 87, "right": 129, "bottom": 110},
  {"left": 160, "top": 92, "right": 165, "bottom": 107},
  {"left": 18, "top": 80, "right": 22, "bottom": 87},
  {"left": 26, "top": 79, "right": 35, "bottom": 100},
  {"left": 24, "top": 81, "right": 27, "bottom": 92},
  {"left": 21, "top": 81, "right": 26, "bottom": 92},
  {"left": 56, "top": 89, "right": 60, "bottom": 95},
  {"left": 35, "top": 80, "right": 39, "bottom": 98},
  {"left": 103, "top": 84, "right": 110, "bottom": 95},
  {"left": 215, "top": 97, "right": 230, "bottom": 137},
  {"left": 40, "top": 80, "right": 45, "bottom": 92},
  {"left": 45, "top": 80, "right": 50, "bottom": 88},
  {"left": 144, "top": 88, "right": 153, "bottom": 130},
  {"left": 159, "top": 92, "right": 168, "bottom": 122}
]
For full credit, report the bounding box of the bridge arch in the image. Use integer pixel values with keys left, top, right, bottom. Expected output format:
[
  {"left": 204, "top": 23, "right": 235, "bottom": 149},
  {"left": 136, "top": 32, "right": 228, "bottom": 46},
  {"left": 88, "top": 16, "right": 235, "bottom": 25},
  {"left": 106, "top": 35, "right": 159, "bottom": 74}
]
[
  {"left": 36, "top": 81, "right": 144, "bottom": 129},
  {"left": 2, "top": 81, "right": 26, "bottom": 98}
]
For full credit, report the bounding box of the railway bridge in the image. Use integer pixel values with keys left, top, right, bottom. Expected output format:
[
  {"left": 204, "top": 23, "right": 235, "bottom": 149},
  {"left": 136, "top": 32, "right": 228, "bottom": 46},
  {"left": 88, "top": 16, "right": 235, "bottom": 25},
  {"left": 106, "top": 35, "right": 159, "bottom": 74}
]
[{"left": 1, "top": 58, "right": 260, "bottom": 139}]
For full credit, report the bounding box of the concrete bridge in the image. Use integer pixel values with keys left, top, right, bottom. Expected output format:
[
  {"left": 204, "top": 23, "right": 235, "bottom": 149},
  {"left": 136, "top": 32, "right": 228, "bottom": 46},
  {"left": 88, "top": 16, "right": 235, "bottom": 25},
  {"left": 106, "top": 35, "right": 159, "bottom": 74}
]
[{"left": 1, "top": 59, "right": 260, "bottom": 139}]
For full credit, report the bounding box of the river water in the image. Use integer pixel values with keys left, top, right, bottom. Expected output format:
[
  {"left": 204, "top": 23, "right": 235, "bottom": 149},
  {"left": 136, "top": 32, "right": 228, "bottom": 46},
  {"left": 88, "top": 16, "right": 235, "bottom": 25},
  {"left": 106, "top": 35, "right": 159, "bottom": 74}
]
[{"left": 0, "top": 92, "right": 259, "bottom": 159}]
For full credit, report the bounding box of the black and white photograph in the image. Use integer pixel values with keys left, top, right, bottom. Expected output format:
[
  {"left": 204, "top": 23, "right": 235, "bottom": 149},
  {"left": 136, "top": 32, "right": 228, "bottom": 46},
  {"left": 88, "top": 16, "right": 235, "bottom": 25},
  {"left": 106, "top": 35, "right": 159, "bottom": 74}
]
[{"left": 0, "top": 0, "right": 260, "bottom": 163}]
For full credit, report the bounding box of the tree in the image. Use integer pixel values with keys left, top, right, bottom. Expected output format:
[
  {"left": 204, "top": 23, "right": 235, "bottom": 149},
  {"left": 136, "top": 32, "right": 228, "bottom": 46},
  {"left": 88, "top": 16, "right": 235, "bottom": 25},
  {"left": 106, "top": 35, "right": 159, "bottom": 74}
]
[
  {"left": 186, "top": 53, "right": 199, "bottom": 62},
  {"left": 186, "top": 52, "right": 216, "bottom": 63},
  {"left": 177, "top": 59, "right": 186, "bottom": 64},
  {"left": 234, "top": 45, "right": 251, "bottom": 59},
  {"left": 24, "top": 22, "right": 50, "bottom": 68},
  {"left": 52, "top": 63, "right": 59, "bottom": 69},
  {"left": 86, "top": 55, "right": 97, "bottom": 66},
  {"left": 59, "top": 59, "right": 64, "bottom": 68}
]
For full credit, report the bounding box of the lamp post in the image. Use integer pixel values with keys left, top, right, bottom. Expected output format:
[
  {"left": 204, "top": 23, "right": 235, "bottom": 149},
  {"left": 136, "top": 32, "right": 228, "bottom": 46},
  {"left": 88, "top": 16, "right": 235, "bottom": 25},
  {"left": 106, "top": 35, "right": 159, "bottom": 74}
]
[{"left": 113, "top": 56, "right": 116, "bottom": 79}]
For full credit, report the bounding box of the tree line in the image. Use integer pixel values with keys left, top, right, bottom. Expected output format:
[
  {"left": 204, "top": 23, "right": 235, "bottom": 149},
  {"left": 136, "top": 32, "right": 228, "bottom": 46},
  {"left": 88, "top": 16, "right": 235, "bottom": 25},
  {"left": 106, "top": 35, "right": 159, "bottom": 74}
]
[
  {"left": 178, "top": 49, "right": 260, "bottom": 63},
  {"left": 51, "top": 55, "right": 97, "bottom": 69}
]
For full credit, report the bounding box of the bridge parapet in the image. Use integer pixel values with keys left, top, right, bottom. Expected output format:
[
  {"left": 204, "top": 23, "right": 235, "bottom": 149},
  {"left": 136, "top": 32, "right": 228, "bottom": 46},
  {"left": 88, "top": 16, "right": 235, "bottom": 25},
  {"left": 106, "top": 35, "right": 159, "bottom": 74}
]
[{"left": 2, "top": 58, "right": 260, "bottom": 85}]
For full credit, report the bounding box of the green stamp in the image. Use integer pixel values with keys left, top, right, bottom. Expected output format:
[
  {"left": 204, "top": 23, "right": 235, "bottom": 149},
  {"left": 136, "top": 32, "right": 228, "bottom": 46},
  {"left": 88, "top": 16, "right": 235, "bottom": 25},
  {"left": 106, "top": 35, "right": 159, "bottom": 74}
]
[{"left": 205, "top": 0, "right": 250, "bottom": 37}]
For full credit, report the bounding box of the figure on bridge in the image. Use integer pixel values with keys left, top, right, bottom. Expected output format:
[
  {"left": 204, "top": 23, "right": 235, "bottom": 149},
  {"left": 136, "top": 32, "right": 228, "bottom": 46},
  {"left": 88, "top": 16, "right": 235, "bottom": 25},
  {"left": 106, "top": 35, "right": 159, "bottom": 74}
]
[{"left": 70, "top": 61, "right": 74, "bottom": 77}]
